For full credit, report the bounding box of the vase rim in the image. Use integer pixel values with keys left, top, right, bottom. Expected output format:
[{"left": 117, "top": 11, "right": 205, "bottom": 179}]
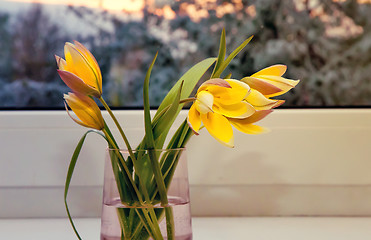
[{"left": 106, "top": 147, "right": 186, "bottom": 152}]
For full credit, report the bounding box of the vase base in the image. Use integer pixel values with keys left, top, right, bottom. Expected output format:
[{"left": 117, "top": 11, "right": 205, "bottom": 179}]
[
  {"left": 100, "top": 233, "right": 193, "bottom": 240},
  {"left": 101, "top": 199, "right": 192, "bottom": 240}
]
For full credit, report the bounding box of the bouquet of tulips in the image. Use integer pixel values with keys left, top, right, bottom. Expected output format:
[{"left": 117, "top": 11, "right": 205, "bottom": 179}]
[{"left": 56, "top": 30, "right": 299, "bottom": 240}]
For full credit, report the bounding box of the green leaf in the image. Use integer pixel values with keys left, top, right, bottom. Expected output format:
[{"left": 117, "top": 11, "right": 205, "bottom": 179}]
[
  {"left": 164, "top": 120, "right": 189, "bottom": 151},
  {"left": 103, "top": 123, "right": 135, "bottom": 204},
  {"left": 64, "top": 130, "right": 107, "bottom": 240},
  {"left": 142, "top": 52, "right": 177, "bottom": 208},
  {"left": 152, "top": 81, "right": 183, "bottom": 141},
  {"left": 141, "top": 52, "right": 163, "bottom": 205},
  {"left": 151, "top": 105, "right": 170, "bottom": 129},
  {"left": 143, "top": 52, "right": 158, "bottom": 149},
  {"left": 211, "top": 28, "right": 226, "bottom": 78},
  {"left": 152, "top": 57, "right": 216, "bottom": 149},
  {"left": 155, "top": 57, "right": 216, "bottom": 118},
  {"left": 213, "top": 35, "right": 253, "bottom": 78}
]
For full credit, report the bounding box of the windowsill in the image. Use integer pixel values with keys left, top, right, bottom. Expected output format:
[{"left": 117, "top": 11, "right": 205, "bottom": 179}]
[
  {"left": 1, "top": 109, "right": 371, "bottom": 218},
  {"left": 1, "top": 217, "right": 371, "bottom": 239}
]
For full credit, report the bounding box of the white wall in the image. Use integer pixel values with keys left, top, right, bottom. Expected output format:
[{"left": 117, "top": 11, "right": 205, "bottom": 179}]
[{"left": 1, "top": 109, "right": 371, "bottom": 218}]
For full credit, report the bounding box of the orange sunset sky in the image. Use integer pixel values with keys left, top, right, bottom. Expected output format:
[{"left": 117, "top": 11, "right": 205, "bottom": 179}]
[{"left": 3, "top": 0, "right": 371, "bottom": 24}]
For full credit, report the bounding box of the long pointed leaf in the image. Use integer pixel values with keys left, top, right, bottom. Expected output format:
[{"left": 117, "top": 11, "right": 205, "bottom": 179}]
[
  {"left": 151, "top": 105, "right": 170, "bottom": 131},
  {"left": 211, "top": 28, "right": 226, "bottom": 78},
  {"left": 152, "top": 81, "right": 184, "bottom": 141},
  {"left": 141, "top": 52, "right": 160, "bottom": 204},
  {"left": 64, "top": 130, "right": 107, "bottom": 240},
  {"left": 143, "top": 52, "right": 158, "bottom": 149},
  {"left": 213, "top": 35, "right": 253, "bottom": 78},
  {"left": 143, "top": 53, "right": 174, "bottom": 210}
]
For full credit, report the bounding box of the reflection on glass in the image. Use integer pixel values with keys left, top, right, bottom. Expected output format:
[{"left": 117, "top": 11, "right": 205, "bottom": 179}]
[{"left": 0, "top": 0, "right": 370, "bottom": 108}]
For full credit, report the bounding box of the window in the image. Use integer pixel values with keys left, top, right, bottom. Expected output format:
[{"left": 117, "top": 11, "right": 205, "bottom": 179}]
[
  {"left": 1, "top": 0, "right": 371, "bottom": 218},
  {"left": 0, "top": 0, "right": 370, "bottom": 108}
]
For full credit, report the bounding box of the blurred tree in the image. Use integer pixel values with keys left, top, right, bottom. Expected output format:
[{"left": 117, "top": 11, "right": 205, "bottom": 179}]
[
  {"left": 11, "top": 4, "right": 67, "bottom": 83},
  {"left": 0, "top": 12, "right": 12, "bottom": 82},
  {"left": 98, "top": 10, "right": 181, "bottom": 106},
  {"left": 0, "top": 0, "right": 370, "bottom": 107},
  {"left": 167, "top": 0, "right": 371, "bottom": 106}
]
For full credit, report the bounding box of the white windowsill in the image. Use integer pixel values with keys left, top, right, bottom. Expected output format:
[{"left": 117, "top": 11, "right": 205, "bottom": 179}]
[
  {"left": 1, "top": 217, "right": 371, "bottom": 240},
  {"left": 1, "top": 109, "right": 371, "bottom": 218}
]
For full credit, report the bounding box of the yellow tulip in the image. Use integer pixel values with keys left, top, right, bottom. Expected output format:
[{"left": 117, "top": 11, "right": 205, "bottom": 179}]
[
  {"left": 64, "top": 92, "right": 104, "bottom": 130},
  {"left": 242, "top": 65, "right": 299, "bottom": 110},
  {"left": 187, "top": 78, "right": 256, "bottom": 147},
  {"left": 56, "top": 41, "right": 102, "bottom": 97},
  {"left": 228, "top": 110, "right": 272, "bottom": 135}
]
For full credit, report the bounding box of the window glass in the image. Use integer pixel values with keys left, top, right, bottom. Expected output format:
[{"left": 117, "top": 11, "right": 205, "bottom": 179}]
[{"left": 0, "top": 0, "right": 370, "bottom": 108}]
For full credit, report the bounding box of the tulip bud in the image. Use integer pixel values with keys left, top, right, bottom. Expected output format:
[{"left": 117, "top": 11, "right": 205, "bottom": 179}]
[
  {"left": 56, "top": 41, "right": 102, "bottom": 97},
  {"left": 64, "top": 92, "right": 104, "bottom": 130}
]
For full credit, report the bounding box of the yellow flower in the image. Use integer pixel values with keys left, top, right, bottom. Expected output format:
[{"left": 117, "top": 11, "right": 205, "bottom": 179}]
[
  {"left": 187, "top": 78, "right": 256, "bottom": 147},
  {"left": 56, "top": 41, "right": 102, "bottom": 97},
  {"left": 228, "top": 110, "right": 272, "bottom": 135},
  {"left": 64, "top": 92, "right": 104, "bottom": 130},
  {"left": 242, "top": 65, "right": 300, "bottom": 110}
]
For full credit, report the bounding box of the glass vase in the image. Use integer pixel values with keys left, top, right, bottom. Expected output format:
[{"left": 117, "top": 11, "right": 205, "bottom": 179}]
[{"left": 100, "top": 148, "right": 192, "bottom": 240}]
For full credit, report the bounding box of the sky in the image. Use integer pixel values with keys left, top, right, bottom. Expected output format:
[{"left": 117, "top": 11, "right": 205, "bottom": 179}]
[
  {"left": 0, "top": 0, "right": 118, "bottom": 36},
  {"left": 1, "top": 0, "right": 146, "bottom": 12},
  {"left": 0, "top": 0, "right": 367, "bottom": 37}
]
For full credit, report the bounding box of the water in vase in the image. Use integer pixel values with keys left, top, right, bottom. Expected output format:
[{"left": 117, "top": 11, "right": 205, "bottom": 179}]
[{"left": 101, "top": 197, "right": 192, "bottom": 240}]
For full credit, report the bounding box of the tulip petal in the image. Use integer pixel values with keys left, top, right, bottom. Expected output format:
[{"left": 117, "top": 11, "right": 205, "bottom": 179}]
[
  {"left": 230, "top": 110, "right": 272, "bottom": 125},
  {"left": 198, "top": 78, "right": 231, "bottom": 92},
  {"left": 250, "top": 100, "right": 285, "bottom": 111},
  {"left": 271, "top": 100, "right": 285, "bottom": 109},
  {"left": 225, "top": 79, "right": 251, "bottom": 95},
  {"left": 73, "top": 41, "right": 100, "bottom": 72},
  {"left": 64, "top": 102, "right": 92, "bottom": 129},
  {"left": 195, "top": 91, "right": 214, "bottom": 114},
  {"left": 245, "top": 88, "right": 281, "bottom": 110},
  {"left": 187, "top": 104, "right": 201, "bottom": 134},
  {"left": 64, "top": 43, "right": 100, "bottom": 92},
  {"left": 64, "top": 92, "right": 104, "bottom": 130},
  {"left": 241, "top": 77, "right": 283, "bottom": 96},
  {"left": 229, "top": 109, "right": 272, "bottom": 134},
  {"left": 201, "top": 112, "right": 234, "bottom": 147},
  {"left": 207, "top": 79, "right": 250, "bottom": 105},
  {"left": 214, "top": 101, "right": 255, "bottom": 119},
  {"left": 258, "top": 75, "right": 299, "bottom": 87},
  {"left": 55, "top": 55, "right": 67, "bottom": 70},
  {"left": 231, "top": 122, "right": 269, "bottom": 134},
  {"left": 257, "top": 75, "right": 300, "bottom": 97},
  {"left": 251, "top": 64, "right": 287, "bottom": 77},
  {"left": 73, "top": 41, "right": 102, "bottom": 89},
  {"left": 58, "top": 70, "right": 100, "bottom": 97}
]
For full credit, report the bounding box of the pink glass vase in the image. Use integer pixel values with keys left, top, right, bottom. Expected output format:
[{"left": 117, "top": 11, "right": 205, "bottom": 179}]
[{"left": 100, "top": 148, "right": 192, "bottom": 240}]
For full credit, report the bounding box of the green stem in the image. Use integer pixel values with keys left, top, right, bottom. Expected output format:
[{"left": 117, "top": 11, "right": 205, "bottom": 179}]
[
  {"left": 147, "top": 149, "right": 176, "bottom": 240},
  {"left": 179, "top": 97, "right": 196, "bottom": 104},
  {"left": 102, "top": 129, "right": 144, "bottom": 205},
  {"left": 117, "top": 208, "right": 130, "bottom": 238},
  {"left": 104, "top": 122, "right": 134, "bottom": 204},
  {"left": 148, "top": 149, "right": 168, "bottom": 205},
  {"left": 165, "top": 207, "right": 175, "bottom": 240},
  {"left": 100, "top": 97, "right": 155, "bottom": 204},
  {"left": 100, "top": 97, "right": 174, "bottom": 239},
  {"left": 136, "top": 209, "right": 164, "bottom": 240},
  {"left": 104, "top": 129, "right": 166, "bottom": 239},
  {"left": 99, "top": 97, "right": 137, "bottom": 163}
]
